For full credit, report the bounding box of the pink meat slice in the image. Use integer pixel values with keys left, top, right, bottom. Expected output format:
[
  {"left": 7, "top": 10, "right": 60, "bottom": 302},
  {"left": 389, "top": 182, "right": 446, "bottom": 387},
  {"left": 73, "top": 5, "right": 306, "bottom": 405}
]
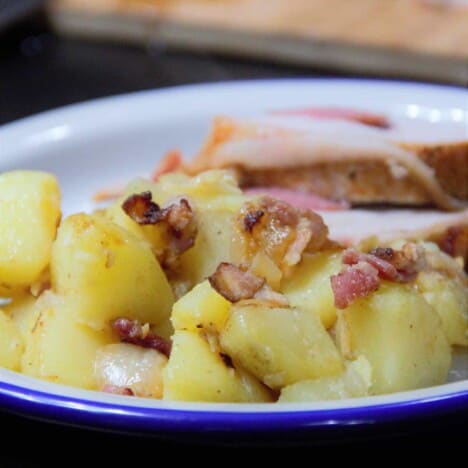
[{"left": 244, "top": 187, "right": 349, "bottom": 211}]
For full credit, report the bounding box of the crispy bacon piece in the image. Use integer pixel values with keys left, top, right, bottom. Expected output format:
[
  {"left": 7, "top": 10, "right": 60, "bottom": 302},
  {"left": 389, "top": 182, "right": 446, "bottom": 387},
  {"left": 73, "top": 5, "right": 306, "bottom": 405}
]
[
  {"left": 332, "top": 244, "right": 427, "bottom": 308},
  {"left": 272, "top": 107, "right": 390, "bottom": 129},
  {"left": 344, "top": 244, "right": 426, "bottom": 282},
  {"left": 102, "top": 385, "right": 134, "bottom": 396},
  {"left": 331, "top": 262, "right": 380, "bottom": 309},
  {"left": 369, "top": 243, "right": 426, "bottom": 281},
  {"left": 112, "top": 318, "right": 172, "bottom": 357},
  {"left": 209, "top": 262, "right": 265, "bottom": 302},
  {"left": 343, "top": 248, "right": 399, "bottom": 281},
  {"left": 122, "top": 192, "right": 198, "bottom": 268},
  {"left": 122, "top": 191, "right": 162, "bottom": 225},
  {"left": 243, "top": 209, "right": 264, "bottom": 232},
  {"left": 209, "top": 262, "right": 290, "bottom": 306},
  {"left": 239, "top": 196, "right": 328, "bottom": 275}
]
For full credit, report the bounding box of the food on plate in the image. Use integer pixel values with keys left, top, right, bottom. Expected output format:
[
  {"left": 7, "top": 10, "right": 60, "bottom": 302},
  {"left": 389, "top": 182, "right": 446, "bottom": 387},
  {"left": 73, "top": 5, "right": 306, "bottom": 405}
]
[
  {"left": 0, "top": 171, "right": 60, "bottom": 294},
  {"left": 0, "top": 106, "right": 467, "bottom": 403},
  {"left": 184, "top": 113, "right": 467, "bottom": 210}
]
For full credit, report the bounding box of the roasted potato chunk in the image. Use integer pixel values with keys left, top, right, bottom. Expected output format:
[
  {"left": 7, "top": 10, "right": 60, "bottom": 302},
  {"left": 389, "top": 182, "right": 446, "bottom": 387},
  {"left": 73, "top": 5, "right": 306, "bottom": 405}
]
[
  {"left": 22, "top": 293, "right": 115, "bottom": 389},
  {"left": 335, "top": 283, "right": 451, "bottom": 395},
  {"left": 0, "top": 171, "right": 60, "bottom": 288},
  {"left": 171, "top": 280, "right": 231, "bottom": 333},
  {"left": 279, "top": 355, "right": 372, "bottom": 402},
  {"left": 163, "top": 330, "right": 272, "bottom": 402},
  {"left": 416, "top": 271, "right": 467, "bottom": 346},
  {"left": 51, "top": 213, "right": 174, "bottom": 330},
  {"left": 94, "top": 343, "right": 167, "bottom": 398},
  {"left": 281, "top": 251, "right": 342, "bottom": 328},
  {"left": 0, "top": 310, "right": 23, "bottom": 371},
  {"left": 220, "top": 303, "right": 343, "bottom": 389}
]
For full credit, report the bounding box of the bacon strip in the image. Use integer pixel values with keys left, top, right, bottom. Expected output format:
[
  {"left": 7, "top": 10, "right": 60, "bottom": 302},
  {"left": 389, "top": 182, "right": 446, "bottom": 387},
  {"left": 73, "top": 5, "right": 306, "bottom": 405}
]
[
  {"left": 244, "top": 187, "right": 349, "bottom": 211},
  {"left": 272, "top": 107, "right": 390, "bottom": 129},
  {"left": 331, "top": 244, "right": 426, "bottom": 308},
  {"left": 112, "top": 318, "right": 172, "bottom": 357},
  {"left": 331, "top": 262, "right": 380, "bottom": 309},
  {"left": 208, "top": 262, "right": 265, "bottom": 302},
  {"left": 122, "top": 192, "right": 198, "bottom": 268},
  {"left": 122, "top": 191, "right": 163, "bottom": 225}
]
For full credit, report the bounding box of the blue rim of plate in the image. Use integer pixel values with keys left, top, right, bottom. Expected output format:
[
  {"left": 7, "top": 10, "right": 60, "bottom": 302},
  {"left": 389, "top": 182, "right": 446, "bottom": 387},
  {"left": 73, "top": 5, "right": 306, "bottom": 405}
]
[{"left": 0, "top": 379, "right": 467, "bottom": 434}]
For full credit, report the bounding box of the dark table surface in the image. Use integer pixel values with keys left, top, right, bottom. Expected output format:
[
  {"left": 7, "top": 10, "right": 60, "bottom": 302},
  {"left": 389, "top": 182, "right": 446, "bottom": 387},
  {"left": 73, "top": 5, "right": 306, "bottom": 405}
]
[{"left": 0, "top": 9, "right": 467, "bottom": 462}]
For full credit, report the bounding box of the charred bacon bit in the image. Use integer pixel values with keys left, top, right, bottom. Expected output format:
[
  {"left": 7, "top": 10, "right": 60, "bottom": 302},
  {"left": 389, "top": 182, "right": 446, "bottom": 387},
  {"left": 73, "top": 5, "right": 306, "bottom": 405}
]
[
  {"left": 345, "top": 244, "right": 426, "bottom": 283},
  {"left": 239, "top": 196, "right": 328, "bottom": 274},
  {"left": 243, "top": 210, "right": 264, "bottom": 232},
  {"left": 122, "top": 193, "right": 198, "bottom": 268},
  {"left": 331, "top": 262, "right": 380, "bottom": 309},
  {"left": 122, "top": 191, "right": 162, "bottom": 225},
  {"left": 102, "top": 385, "right": 134, "bottom": 396},
  {"left": 112, "top": 318, "right": 172, "bottom": 357},
  {"left": 370, "top": 243, "right": 426, "bottom": 281},
  {"left": 219, "top": 352, "right": 234, "bottom": 369},
  {"left": 208, "top": 262, "right": 265, "bottom": 302},
  {"left": 343, "top": 248, "right": 399, "bottom": 281}
]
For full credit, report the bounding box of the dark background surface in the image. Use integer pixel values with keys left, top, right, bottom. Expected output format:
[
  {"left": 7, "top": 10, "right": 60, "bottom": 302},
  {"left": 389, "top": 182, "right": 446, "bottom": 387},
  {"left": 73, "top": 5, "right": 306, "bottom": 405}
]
[{"left": 1, "top": 7, "right": 467, "bottom": 463}]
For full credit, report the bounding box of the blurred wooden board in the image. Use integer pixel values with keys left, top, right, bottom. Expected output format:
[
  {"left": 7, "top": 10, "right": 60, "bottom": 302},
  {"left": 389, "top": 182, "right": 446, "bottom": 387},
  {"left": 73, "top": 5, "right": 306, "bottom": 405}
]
[{"left": 49, "top": 0, "right": 468, "bottom": 84}]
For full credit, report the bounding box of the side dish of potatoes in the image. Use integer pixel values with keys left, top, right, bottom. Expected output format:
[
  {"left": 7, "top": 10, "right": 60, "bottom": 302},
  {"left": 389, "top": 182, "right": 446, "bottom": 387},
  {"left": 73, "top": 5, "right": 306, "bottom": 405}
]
[{"left": 0, "top": 170, "right": 466, "bottom": 403}]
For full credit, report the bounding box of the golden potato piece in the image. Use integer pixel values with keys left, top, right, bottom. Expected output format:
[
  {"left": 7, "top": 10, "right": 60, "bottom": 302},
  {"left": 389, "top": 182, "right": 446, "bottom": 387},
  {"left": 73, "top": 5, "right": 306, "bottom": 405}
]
[
  {"left": 416, "top": 271, "right": 467, "bottom": 346},
  {"left": 5, "top": 294, "right": 39, "bottom": 342},
  {"left": 163, "top": 331, "right": 272, "bottom": 402},
  {"left": 51, "top": 213, "right": 174, "bottom": 330},
  {"left": 94, "top": 343, "right": 167, "bottom": 398},
  {"left": 281, "top": 251, "right": 342, "bottom": 328},
  {"left": 0, "top": 171, "right": 60, "bottom": 288},
  {"left": 0, "top": 310, "right": 23, "bottom": 371},
  {"left": 220, "top": 303, "right": 343, "bottom": 389},
  {"left": 336, "top": 283, "right": 451, "bottom": 395},
  {"left": 171, "top": 280, "right": 231, "bottom": 333},
  {"left": 22, "top": 293, "right": 115, "bottom": 389},
  {"left": 279, "top": 356, "right": 372, "bottom": 402}
]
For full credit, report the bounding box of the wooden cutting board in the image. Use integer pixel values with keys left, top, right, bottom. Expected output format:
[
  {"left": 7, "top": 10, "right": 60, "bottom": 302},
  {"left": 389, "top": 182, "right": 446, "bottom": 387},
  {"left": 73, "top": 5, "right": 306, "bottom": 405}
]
[{"left": 49, "top": 0, "right": 468, "bottom": 84}]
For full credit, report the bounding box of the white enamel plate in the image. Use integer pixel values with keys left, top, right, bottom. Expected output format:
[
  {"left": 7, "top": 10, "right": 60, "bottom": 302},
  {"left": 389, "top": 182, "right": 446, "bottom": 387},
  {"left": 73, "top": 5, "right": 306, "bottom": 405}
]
[{"left": 0, "top": 79, "right": 467, "bottom": 437}]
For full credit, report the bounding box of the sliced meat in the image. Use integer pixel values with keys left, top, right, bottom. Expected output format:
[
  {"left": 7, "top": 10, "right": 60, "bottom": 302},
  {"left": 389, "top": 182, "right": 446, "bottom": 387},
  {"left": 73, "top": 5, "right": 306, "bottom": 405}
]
[
  {"left": 186, "top": 115, "right": 467, "bottom": 210},
  {"left": 244, "top": 187, "right": 349, "bottom": 211}
]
